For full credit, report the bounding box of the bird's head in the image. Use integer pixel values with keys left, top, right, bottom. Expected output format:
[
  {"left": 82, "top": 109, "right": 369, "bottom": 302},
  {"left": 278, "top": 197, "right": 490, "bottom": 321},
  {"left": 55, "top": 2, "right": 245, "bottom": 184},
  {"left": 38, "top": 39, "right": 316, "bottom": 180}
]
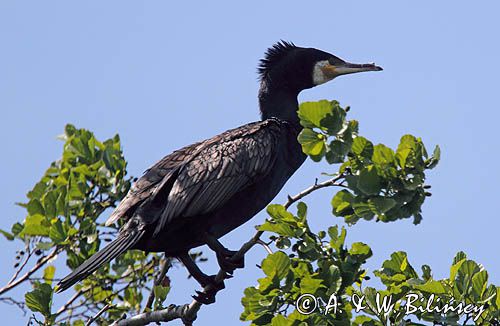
[{"left": 258, "top": 41, "right": 382, "bottom": 94}]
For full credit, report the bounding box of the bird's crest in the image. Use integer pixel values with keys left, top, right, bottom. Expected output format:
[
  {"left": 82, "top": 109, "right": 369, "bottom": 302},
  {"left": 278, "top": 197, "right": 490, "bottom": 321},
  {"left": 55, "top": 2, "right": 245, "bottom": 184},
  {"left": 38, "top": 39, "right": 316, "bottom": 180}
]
[{"left": 258, "top": 41, "right": 298, "bottom": 79}]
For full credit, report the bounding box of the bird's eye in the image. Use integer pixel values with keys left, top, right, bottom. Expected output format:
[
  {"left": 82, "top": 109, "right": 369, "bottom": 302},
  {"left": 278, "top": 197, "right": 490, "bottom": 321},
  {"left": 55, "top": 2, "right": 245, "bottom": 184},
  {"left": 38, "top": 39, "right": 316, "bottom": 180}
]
[{"left": 328, "top": 57, "right": 340, "bottom": 66}]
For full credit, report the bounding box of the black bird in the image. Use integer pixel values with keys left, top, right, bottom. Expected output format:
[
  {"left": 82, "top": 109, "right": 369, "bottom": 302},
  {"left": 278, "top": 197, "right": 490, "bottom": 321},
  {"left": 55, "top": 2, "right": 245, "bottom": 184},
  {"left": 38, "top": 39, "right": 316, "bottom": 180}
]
[{"left": 57, "top": 41, "right": 382, "bottom": 303}]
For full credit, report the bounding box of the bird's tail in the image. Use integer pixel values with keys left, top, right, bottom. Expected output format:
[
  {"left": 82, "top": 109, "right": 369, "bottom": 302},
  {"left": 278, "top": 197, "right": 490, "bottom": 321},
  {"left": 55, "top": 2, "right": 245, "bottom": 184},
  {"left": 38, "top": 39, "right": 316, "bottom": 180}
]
[{"left": 56, "top": 230, "right": 144, "bottom": 293}]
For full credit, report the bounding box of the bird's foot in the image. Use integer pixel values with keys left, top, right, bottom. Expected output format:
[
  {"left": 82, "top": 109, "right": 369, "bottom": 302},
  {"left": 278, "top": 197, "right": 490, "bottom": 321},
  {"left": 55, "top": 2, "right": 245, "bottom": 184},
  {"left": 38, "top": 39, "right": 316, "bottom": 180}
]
[
  {"left": 216, "top": 249, "right": 245, "bottom": 275},
  {"left": 192, "top": 274, "right": 226, "bottom": 305}
]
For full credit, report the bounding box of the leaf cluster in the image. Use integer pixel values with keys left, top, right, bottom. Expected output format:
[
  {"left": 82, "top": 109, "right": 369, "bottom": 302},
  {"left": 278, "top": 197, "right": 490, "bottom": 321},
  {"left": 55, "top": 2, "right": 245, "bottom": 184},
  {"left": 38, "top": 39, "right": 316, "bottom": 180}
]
[
  {"left": 298, "top": 100, "right": 440, "bottom": 225},
  {"left": 0, "top": 125, "right": 185, "bottom": 324},
  {"left": 242, "top": 203, "right": 371, "bottom": 325},
  {"left": 240, "top": 100, "right": 497, "bottom": 325}
]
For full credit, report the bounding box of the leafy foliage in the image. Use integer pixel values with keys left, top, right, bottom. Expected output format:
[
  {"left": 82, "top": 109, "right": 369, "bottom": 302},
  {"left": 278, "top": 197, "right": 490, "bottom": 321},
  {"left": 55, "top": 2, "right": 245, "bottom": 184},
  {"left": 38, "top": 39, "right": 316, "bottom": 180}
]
[
  {"left": 0, "top": 125, "right": 197, "bottom": 324},
  {"left": 243, "top": 203, "right": 372, "bottom": 325},
  {"left": 351, "top": 251, "right": 500, "bottom": 325},
  {"left": 298, "top": 100, "right": 439, "bottom": 225},
  {"left": 0, "top": 101, "right": 496, "bottom": 325},
  {"left": 25, "top": 283, "right": 53, "bottom": 320},
  {"left": 241, "top": 101, "right": 498, "bottom": 325}
]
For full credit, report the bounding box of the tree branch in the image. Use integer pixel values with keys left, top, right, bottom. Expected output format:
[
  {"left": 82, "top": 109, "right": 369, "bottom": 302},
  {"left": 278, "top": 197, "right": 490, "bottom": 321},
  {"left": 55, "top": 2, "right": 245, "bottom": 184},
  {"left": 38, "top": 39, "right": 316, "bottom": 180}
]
[
  {"left": 256, "top": 239, "right": 273, "bottom": 255},
  {"left": 0, "top": 297, "right": 26, "bottom": 315},
  {"left": 0, "top": 247, "right": 60, "bottom": 295},
  {"left": 284, "top": 173, "right": 345, "bottom": 209},
  {"left": 113, "top": 304, "right": 190, "bottom": 326},
  {"left": 113, "top": 175, "right": 344, "bottom": 325},
  {"left": 55, "top": 288, "right": 87, "bottom": 317},
  {"left": 7, "top": 243, "right": 32, "bottom": 285},
  {"left": 86, "top": 303, "right": 113, "bottom": 326}
]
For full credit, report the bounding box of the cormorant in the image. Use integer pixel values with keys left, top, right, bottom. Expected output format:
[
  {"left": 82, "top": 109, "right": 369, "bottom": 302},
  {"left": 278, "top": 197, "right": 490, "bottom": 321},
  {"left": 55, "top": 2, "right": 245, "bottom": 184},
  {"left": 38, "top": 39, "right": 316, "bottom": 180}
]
[{"left": 57, "top": 41, "right": 382, "bottom": 303}]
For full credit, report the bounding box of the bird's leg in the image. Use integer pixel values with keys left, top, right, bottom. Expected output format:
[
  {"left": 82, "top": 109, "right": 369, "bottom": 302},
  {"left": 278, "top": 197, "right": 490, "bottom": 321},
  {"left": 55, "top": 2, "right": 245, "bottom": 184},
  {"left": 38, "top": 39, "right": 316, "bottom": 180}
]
[
  {"left": 177, "top": 252, "right": 225, "bottom": 305},
  {"left": 204, "top": 233, "right": 245, "bottom": 275}
]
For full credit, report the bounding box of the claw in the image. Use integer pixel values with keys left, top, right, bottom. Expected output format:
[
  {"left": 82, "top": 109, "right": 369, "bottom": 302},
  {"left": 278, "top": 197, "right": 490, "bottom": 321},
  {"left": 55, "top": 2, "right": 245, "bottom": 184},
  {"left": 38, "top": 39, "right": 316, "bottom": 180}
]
[
  {"left": 216, "top": 249, "right": 245, "bottom": 274},
  {"left": 192, "top": 288, "right": 219, "bottom": 305},
  {"left": 192, "top": 292, "right": 216, "bottom": 305}
]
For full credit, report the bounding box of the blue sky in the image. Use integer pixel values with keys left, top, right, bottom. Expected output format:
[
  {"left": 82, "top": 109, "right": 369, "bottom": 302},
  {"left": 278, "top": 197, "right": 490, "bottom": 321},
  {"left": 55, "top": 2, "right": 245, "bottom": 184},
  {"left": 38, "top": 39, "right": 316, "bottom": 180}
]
[{"left": 1, "top": 1, "right": 499, "bottom": 324}]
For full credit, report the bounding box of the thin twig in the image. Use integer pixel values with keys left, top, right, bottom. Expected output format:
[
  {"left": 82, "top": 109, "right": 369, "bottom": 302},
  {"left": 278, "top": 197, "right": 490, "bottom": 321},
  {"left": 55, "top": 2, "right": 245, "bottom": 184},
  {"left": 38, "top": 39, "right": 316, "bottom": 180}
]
[
  {"left": 55, "top": 289, "right": 86, "bottom": 317},
  {"left": 85, "top": 303, "right": 113, "bottom": 326},
  {"left": 256, "top": 239, "right": 273, "bottom": 255},
  {"left": 144, "top": 256, "right": 172, "bottom": 311},
  {"left": 0, "top": 296, "right": 27, "bottom": 314},
  {"left": 284, "top": 174, "right": 345, "bottom": 209},
  {"left": 7, "top": 243, "right": 32, "bottom": 285},
  {"left": 0, "top": 247, "right": 60, "bottom": 295}
]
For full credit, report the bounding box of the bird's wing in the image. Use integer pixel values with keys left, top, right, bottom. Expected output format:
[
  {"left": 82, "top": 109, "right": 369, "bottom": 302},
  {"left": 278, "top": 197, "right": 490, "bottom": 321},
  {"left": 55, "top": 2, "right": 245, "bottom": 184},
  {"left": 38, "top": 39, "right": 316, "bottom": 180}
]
[
  {"left": 105, "top": 119, "right": 283, "bottom": 229},
  {"left": 153, "top": 119, "right": 282, "bottom": 234},
  {"left": 105, "top": 140, "right": 204, "bottom": 225}
]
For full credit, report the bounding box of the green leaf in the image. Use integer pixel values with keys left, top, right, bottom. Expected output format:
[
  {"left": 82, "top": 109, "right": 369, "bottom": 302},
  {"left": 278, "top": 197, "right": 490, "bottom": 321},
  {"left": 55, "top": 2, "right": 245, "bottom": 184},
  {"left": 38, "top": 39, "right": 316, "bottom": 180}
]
[
  {"left": 352, "top": 201, "right": 374, "bottom": 220},
  {"left": 153, "top": 284, "right": 170, "bottom": 309},
  {"left": 372, "top": 144, "right": 395, "bottom": 165},
  {"left": 261, "top": 251, "right": 290, "bottom": 280},
  {"left": 0, "top": 228, "right": 14, "bottom": 241},
  {"left": 23, "top": 214, "right": 50, "bottom": 236},
  {"left": 450, "top": 258, "right": 466, "bottom": 282},
  {"left": 36, "top": 241, "right": 54, "bottom": 250},
  {"left": 326, "top": 140, "right": 350, "bottom": 164},
  {"left": 27, "top": 181, "right": 48, "bottom": 200},
  {"left": 271, "top": 314, "right": 288, "bottom": 326},
  {"left": 259, "top": 221, "right": 295, "bottom": 237},
  {"left": 27, "top": 199, "right": 45, "bottom": 216},
  {"left": 422, "top": 265, "right": 432, "bottom": 281},
  {"left": 298, "top": 129, "right": 325, "bottom": 161},
  {"left": 471, "top": 270, "right": 488, "bottom": 299},
  {"left": 351, "top": 136, "right": 373, "bottom": 159},
  {"left": 426, "top": 145, "right": 441, "bottom": 169},
  {"left": 412, "top": 280, "right": 446, "bottom": 294},
  {"left": 267, "top": 205, "right": 295, "bottom": 222},
  {"left": 357, "top": 166, "right": 381, "bottom": 195},
  {"left": 25, "top": 283, "right": 53, "bottom": 317},
  {"left": 65, "top": 123, "right": 76, "bottom": 136},
  {"left": 331, "top": 190, "right": 354, "bottom": 215},
  {"left": 43, "top": 190, "right": 58, "bottom": 219},
  {"left": 380, "top": 251, "right": 418, "bottom": 279},
  {"left": 11, "top": 222, "right": 24, "bottom": 236},
  {"left": 349, "top": 242, "right": 373, "bottom": 260},
  {"left": 296, "top": 202, "right": 307, "bottom": 220},
  {"left": 453, "top": 251, "right": 467, "bottom": 265},
  {"left": 43, "top": 265, "right": 56, "bottom": 285},
  {"left": 49, "top": 219, "right": 67, "bottom": 244},
  {"left": 275, "top": 237, "right": 291, "bottom": 249},
  {"left": 299, "top": 274, "right": 325, "bottom": 294},
  {"left": 298, "top": 100, "right": 345, "bottom": 134},
  {"left": 396, "top": 148, "right": 412, "bottom": 169},
  {"left": 398, "top": 134, "right": 418, "bottom": 151},
  {"left": 370, "top": 197, "right": 397, "bottom": 215},
  {"left": 328, "top": 226, "right": 346, "bottom": 251}
]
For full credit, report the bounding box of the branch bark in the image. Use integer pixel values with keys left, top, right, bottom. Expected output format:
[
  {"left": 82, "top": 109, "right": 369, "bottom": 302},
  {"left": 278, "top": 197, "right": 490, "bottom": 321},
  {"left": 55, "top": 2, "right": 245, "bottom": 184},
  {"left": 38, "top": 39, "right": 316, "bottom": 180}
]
[{"left": 113, "top": 175, "right": 345, "bottom": 325}]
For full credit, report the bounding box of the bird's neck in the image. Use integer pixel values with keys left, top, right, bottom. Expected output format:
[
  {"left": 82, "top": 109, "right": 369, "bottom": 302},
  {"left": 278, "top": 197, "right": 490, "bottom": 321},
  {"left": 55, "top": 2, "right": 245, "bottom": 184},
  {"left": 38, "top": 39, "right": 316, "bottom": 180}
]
[{"left": 258, "top": 80, "right": 300, "bottom": 125}]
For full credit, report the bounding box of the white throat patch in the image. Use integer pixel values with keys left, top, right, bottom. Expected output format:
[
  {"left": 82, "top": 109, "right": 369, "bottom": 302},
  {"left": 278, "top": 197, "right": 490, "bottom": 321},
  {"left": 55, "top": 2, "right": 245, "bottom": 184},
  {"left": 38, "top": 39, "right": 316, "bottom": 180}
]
[{"left": 312, "top": 60, "right": 332, "bottom": 85}]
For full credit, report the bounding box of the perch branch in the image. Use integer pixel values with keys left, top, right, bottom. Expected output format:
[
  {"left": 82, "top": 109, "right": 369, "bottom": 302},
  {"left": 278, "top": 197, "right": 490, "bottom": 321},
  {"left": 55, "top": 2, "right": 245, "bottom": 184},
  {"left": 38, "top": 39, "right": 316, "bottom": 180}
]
[{"left": 113, "top": 175, "right": 345, "bottom": 325}]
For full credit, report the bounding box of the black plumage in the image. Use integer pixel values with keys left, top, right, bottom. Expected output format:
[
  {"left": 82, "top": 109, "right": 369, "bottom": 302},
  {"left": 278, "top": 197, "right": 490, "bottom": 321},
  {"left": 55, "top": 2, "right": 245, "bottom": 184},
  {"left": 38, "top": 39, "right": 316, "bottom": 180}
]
[{"left": 57, "top": 42, "right": 382, "bottom": 301}]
